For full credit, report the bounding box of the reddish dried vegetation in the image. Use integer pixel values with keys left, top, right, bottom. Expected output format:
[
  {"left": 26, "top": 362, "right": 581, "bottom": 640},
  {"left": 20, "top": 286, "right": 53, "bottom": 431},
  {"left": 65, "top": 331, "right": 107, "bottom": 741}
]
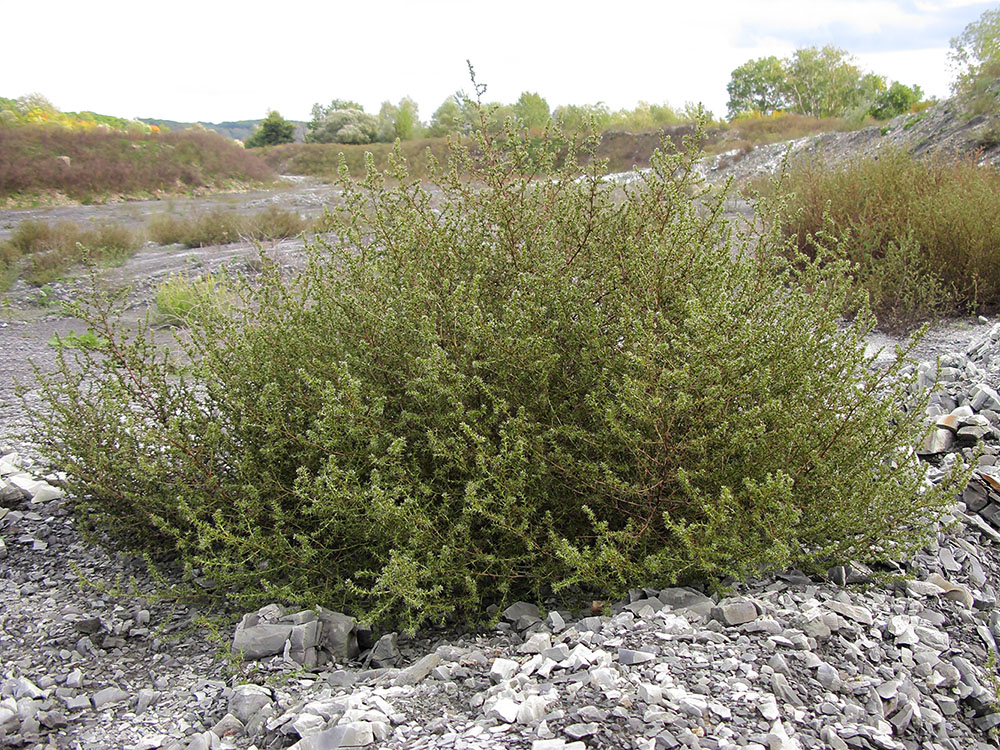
[{"left": 0, "top": 126, "right": 275, "bottom": 201}]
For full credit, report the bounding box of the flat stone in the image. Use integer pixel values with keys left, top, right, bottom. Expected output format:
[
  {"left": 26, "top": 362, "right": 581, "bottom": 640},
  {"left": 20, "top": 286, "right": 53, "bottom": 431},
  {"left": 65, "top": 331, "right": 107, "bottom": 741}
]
[
  {"left": 92, "top": 686, "right": 130, "bottom": 710},
  {"left": 490, "top": 658, "right": 520, "bottom": 683},
  {"left": 231, "top": 623, "right": 293, "bottom": 659},
  {"left": 710, "top": 597, "right": 759, "bottom": 626},
  {"left": 394, "top": 653, "right": 442, "bottom": 686},
  {"left": 823, "top": 600, "right": 873, "bottom": 626}
]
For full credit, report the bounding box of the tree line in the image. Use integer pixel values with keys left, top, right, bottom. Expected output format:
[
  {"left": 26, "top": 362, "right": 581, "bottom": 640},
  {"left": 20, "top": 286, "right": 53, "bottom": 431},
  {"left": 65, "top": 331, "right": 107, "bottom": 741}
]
[{"left": 245, "top": 7, "right": 1000, "bottom": 148}]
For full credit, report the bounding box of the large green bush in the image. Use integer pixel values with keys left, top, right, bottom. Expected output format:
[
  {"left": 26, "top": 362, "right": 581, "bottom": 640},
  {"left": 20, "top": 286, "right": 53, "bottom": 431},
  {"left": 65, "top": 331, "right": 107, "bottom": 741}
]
[{"left": 26, "top": 110, "right": 952, "bottom": 631}]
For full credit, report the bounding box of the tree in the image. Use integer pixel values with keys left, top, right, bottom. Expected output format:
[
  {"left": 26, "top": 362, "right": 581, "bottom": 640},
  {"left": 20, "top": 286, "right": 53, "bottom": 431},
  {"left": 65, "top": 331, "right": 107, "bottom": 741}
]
[
  {"left": 244, "top": 110, "right": 295, "bottom": 148},
  {"left": 950, "top": 7, "right": 1000, "bottom": 96},
  {"left": 726, "top": 56, "right": 785, "bottom": 119},
  {"left": 783, "top": 46, "right": 865, "bottom": 118},
  {"left": 428, "top": 94, "right": 466, "bottom": 137},
  {"left": 512, "top": 91, "right": 550, "bottom": 130},
  {"left": 376, "top": 97, "right": 422, "bottom": 142},
  {"left": 868, "top": 81, "right": 923, "bottom": 120},
  {"left": 309, "top": 109, "right": 377, "bottom": 144}
]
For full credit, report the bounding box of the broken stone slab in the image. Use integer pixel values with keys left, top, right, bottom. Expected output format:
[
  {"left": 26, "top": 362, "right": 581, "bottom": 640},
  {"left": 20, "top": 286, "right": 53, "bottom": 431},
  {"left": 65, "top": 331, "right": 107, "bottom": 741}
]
[
  {"left": 231, "top": 623, "right": 293, "bottom": 659},
  {"left": 710, "top": 597, "right": 760, "bottom": 626},
  {"left": 289, "top": 721, "right": 374, "bottom": 749},
  {"left": 393, "top": 652, "right": 442, "bottom": 686},
  {"left": 316, "top": 609, "right": 360, "bottom": 663}
]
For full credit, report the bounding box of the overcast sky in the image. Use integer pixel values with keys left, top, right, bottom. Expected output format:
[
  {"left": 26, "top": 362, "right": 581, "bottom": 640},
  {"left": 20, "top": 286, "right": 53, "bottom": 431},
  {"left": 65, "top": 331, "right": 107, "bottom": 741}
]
[{"left": 3, "top": 1, "right": 997, "bottom": 124}]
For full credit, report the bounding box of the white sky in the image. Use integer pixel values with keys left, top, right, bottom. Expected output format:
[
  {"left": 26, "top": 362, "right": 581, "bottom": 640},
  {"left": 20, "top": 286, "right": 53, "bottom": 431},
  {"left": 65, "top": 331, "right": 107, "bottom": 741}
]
[{"left": 3, "top": 0, "right": 997, "bottom": 124}]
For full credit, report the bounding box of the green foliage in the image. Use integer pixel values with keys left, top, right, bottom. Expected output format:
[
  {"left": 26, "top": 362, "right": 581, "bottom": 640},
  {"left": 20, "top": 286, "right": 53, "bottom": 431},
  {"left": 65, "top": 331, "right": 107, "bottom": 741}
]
[
  {"left": 154, "top": 271, "right": 235, "bottom": 326},
  {"left": 727, "top": 56, "right": 786, "bottom": 119},
  {"left": 950, "top": 7, "right": 1000, "bottom": 103},
  {"left": 726, "top": 47, "right": 923, "bottom": 121},
  {"left": 27, "top": 104, "right": 954, "bottom": 632},
  {"left": 760, "top": 148, "right": 1000, "bottom": 328},
  {"left": 245, "top": 110, "right": 295, "bottom": 148}
]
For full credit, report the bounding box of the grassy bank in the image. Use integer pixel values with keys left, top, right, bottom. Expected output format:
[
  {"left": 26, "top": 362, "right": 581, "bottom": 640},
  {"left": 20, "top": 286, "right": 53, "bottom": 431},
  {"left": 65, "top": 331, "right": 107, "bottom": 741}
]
[{"left": 0, "top": 126, "right": 276, "bottom": 204}]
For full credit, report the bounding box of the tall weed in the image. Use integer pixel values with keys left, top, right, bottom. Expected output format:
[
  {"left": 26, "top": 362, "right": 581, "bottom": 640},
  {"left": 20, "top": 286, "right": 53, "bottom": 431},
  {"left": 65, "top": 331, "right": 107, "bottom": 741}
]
[{"left": 760, "top": 148, "right": 1000, "bottom": 329}]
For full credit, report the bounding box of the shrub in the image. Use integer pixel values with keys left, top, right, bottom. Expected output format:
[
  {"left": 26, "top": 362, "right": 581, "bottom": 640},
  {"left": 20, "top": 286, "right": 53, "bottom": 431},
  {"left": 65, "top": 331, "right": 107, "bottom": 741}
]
[
  {"left": 245, "top": 110, "right": 296, "bottom": 148},
  {"left": 758, "top": 147, "right": 1000, "bottom": 328},
  {"left": 148, "top": 207, "right": 308, "bottom": 247},
  {"left": 25, "top": 109, "right": 954, "bottom": 632},
  {"left": 1, "top": 219, "right": 141, "bottom": 287},
  {"left": 154, "top": 271, "right": 235, "bottom": 326}
]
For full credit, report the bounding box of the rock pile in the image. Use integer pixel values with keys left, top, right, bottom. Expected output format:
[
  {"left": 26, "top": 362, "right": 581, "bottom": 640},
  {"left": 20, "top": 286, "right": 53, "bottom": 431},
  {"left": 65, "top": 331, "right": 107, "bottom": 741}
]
[{"left": 8, "top": 325, "right": 1000, "bottom": 749}]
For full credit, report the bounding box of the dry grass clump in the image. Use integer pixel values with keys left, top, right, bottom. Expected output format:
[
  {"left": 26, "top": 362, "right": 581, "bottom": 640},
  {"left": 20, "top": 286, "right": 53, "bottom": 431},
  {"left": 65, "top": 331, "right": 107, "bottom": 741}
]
[
  {"left": 1, "top": 219, "right": 141, "bottom": 287},
  {"left": 148, "top": 206, "right": 310, "bottom": 247},
  {"left": 761, "top": 147, "right": 1000, "bottom": 328}
]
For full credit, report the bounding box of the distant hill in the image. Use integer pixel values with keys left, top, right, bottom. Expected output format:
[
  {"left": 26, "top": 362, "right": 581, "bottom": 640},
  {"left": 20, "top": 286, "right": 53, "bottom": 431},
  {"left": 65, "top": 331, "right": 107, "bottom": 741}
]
[{"left": 138, "top": 118, "right": 308, "bottom": 143}]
